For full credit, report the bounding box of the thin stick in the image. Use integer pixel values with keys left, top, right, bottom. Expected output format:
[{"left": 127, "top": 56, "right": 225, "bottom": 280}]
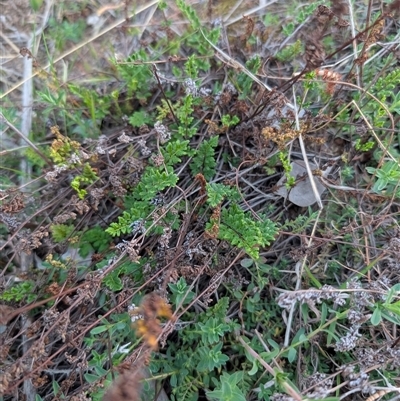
[
  {"left": 292, "top": 85, "right": 323, "bottom": 210},
  {"left": 0, "top": 112, "right": 53, "bottom": 166}
]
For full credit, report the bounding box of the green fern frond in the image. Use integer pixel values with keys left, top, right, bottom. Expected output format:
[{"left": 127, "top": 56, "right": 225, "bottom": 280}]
[
  {"left": 190, "top": 136, "right": 218, "bottom": 180},
  {"left": 216, "top": 204, "right": 277, "bottom": 259}
]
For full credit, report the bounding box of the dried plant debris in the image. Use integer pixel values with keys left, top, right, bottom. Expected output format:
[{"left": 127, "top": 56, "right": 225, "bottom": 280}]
[
  {"left": 103, "top": 294, "right": 175, "bottom": 401},
  {"left": 102, "top": 369, "right": 143, "bottom": 401},
  {"left": 330, "top": 0, "right": 349, "bottom": 17},
  {"left": 0, "top": 305, "right": 16, "bottom": 326},
  {"left": 129, "top": 293, "right": 175, "bottom": 350},
  {"left": 386, "top": 0, "right": 400, "bottom": 16}
]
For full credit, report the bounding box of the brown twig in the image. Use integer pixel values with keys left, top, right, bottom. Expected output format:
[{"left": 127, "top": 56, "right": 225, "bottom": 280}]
[{"left": 0, "top": 112, "right": 53, "bottom": 166}]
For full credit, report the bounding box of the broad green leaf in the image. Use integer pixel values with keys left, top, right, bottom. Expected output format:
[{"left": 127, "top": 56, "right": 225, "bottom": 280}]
[
  {"left": 90, "top": 325, "right": 109, "bottom": 335},
  {"left": 370, "top": 307, "right": 382, "bottom": 326},
  {"left": 288, "top": 347, "right": 297, "bottom": 363},
  {"left": 84, "top": 373, "right": 100, "bottom": 383}
]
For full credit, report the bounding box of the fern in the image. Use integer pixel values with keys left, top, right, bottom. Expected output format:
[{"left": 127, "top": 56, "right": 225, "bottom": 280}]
[
  {"left": 185, "top": 54, "right": 199, "bottom": 80},
  {"left": 354, "top": 65, "right": 400, "bottom": 129},
  {"left": 51, "top": 224, "right": 75, "bottom": 242},
  {"left": 49, "top": 127, "right": 80, "bottom": 165},
  {"left": 282, "top": 208, "right": 319, "bottom": 233},
  {"left": 0, "top": 281, "right": 35, "bottom": 302},
  {"left": 129, "top": 110, "right": 152, "bottom": 127},
  {"left": 70, "top": 163, "right": 99, "bottom": 199},
  {"left": 221, "top": 114, "right": 239, "bottom": 128},
  {"left": 206, "top": 183, "right": 240, "bottom": 207},
  {"left": 134, "top": 166, "right": 179, "bottom": 202},
  {"left": 374, "top": 68, "right": 400, "bottom": 100},
  {"left": 106, "top": 207, "right": 147, "bottom": 237},
  {"left": 275, "top": 40, "right": 303, "bottom": 62},
  {"left": 215, "top": 204, "right": 277, "bottom": 259},
  {"left": 176, "top": 95, "right": 197, "bottom": 139},
  {"left": 25, "top": 147, "right": 48, "bottom": 168},
  {"left": 190, "top": 136, "right": 218, "bottom": 180},
  {"left": 175, "top": 0, "right": 220, "bottom": 59},
  {"left": 162, "top": 139, "right": 190, "bottom": 165},
  {"left": 106, "top": 166, "right": 178, "bottom": 237}
]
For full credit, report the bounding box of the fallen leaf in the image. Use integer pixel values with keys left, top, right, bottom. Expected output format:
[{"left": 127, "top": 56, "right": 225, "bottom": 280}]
[{"left": 275, "top": 160, "right": 333, "bottom": 207}]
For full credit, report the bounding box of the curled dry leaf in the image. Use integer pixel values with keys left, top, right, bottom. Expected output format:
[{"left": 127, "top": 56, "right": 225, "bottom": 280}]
[{"left": 0, "top": 304, "right": 16, "bottom": 325}]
